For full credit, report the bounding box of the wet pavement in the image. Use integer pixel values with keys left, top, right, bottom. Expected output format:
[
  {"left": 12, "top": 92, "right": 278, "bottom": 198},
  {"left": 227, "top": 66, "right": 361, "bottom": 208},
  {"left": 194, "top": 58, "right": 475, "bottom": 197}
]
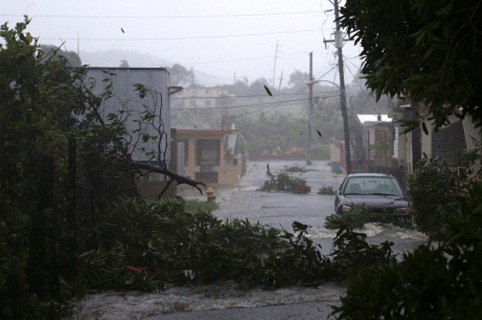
[
  {"left": 71, "top": 282, "right": 345, "bottom": 320},
  {"left": 181, "top": 160, "right": 343, "bottom": 230},
  {"left": 181, "top": 160, "right": 428, "bottom": 257},
  {"left": 69, "top": 160, "right": 428, "bottom": 319}
]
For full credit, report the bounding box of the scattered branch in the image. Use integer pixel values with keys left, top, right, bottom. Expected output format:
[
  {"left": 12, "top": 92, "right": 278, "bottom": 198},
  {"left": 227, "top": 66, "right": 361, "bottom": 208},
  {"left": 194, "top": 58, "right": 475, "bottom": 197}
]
[{"left": 132, "top": 162, "right": 206, "bottom": 196}]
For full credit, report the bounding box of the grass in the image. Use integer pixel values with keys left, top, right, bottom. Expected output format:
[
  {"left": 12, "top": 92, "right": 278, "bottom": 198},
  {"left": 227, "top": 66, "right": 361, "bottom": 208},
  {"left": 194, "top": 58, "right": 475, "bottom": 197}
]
[{"left": 184, "top": 199, "right": 219, "bottom": 214}]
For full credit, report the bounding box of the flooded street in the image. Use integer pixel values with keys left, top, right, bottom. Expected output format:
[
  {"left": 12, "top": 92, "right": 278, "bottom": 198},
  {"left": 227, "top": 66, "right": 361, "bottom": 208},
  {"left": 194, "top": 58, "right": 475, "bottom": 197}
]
[
  {"left": 70, "top": 160, "right": 428, "bottom": 319},
  {"left": 201, "top": 160, "right": 428, "bottom": 257}
]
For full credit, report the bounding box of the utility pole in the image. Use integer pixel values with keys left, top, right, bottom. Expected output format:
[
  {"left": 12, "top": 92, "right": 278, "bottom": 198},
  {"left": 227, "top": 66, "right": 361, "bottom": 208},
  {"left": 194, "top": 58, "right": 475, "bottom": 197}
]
[
  {"left": 272, "top": 40, "right": 279, "bottom": 88},
  {"left": 308, "top": 52, "right": 314, "bottom": 152},
  {"left": 325, "top": 0, "right": 352, "bottom": 174}
]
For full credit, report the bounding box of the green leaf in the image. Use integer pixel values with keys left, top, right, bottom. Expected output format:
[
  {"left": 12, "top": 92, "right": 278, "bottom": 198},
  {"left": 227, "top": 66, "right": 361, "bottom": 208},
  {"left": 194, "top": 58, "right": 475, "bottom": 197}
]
[{"left": 263, "top": 85, "right": 273, "bottom": 96}]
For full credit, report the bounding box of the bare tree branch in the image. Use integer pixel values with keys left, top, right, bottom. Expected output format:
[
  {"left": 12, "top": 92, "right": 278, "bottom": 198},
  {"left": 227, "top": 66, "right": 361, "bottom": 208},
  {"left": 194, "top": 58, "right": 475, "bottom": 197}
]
[{"left": 132, "top": 161, "right": 206, "bottom": 196}]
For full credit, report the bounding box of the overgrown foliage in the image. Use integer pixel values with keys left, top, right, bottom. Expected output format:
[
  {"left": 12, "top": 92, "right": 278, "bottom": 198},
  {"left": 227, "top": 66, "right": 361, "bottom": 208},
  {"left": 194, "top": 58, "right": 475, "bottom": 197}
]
[
  {"left": 340, "top": 0, "right": 482, "bottom": 129},
  {"left": 330, "top": 227, "right": 396, "bottom": 281},
  {"left": 236, "top": 114, "right": 331, "bottom": 160},
  {"left": 78, "top": 198, "right": 338, "bottom": 291},
  {"left": 408, "top": 151, "right": 482, "bottom": 238},
  {"left": 0, "top": 18, "right": 197, "bottom": 319},
  {"left": 325, "top": 208, "right": 370, "bottom": 230},
  {"left": 332, "top": 183, "right": 482, "bottom": 319},
  {"left": 318, "top": 185, "right": 336, "bottom": 195},
  {"left": 0, "top": 18, "right": 108, "bottom": 319},
  {"left": 324, "top": 208, "right": 411, "bottom": 230},
  {"left": 259, "top": 167, "right": 312, "bottom": 194}
]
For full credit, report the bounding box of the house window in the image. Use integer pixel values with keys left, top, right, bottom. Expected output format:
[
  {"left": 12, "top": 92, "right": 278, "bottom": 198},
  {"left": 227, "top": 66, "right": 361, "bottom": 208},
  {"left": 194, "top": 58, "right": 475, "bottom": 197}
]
[
  {"left": 432, "top": 122, "right": 466, "bottom": 166},
  {"left": 205, "top": 100, "right": 212, "bottom": 107},
  {"left": 196, "top": 139, "right": 220, "bottom": 169}
]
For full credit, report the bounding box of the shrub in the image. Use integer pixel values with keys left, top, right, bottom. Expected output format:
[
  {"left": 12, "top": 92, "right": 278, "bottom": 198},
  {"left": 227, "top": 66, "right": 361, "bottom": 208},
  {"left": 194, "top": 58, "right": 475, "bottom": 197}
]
[
  {"left": 78, "top": 198, "right": 332, "bottom": 290},
  {"left": 325, "top": 208, "right": 368, "bottom": 230},
  {"left": 331, "top": 183, "right": 482, "bottom": 319},
  {"left": 318, "top": 185, "right": 336, "bottom": 195},
  {"left": 330, "top": 227, "right": 396, "bottom": 280},
  {"left": 284, "top": 165, "right": 307, "bottom": 173},
  {"left": 324, "top": 208, "right": 409, "bottom": 230},
  {"left": 260, "top": 171, "right": 311, "bottom": 194},
  {"left": 408, "top": 152, "right": 481, "bottom": 239}
]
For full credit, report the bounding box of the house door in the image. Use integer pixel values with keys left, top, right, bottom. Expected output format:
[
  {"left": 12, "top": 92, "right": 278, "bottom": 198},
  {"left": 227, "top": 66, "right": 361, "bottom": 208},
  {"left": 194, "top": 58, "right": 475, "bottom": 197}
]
[{"left": 196, "top": 139, "right": 220, "bottom": 182}]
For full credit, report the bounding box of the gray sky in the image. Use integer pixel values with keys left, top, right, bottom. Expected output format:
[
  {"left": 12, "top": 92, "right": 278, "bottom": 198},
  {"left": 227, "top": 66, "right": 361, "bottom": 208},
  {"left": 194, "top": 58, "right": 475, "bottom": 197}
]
[{"left": 2, "top": 0, "right": 362, "bottom": 86}]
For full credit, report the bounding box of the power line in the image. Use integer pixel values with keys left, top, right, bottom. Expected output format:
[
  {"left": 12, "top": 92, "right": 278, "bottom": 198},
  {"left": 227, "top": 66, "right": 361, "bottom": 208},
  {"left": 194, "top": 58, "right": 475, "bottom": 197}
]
[
  {"left": 1, "top": 11, "right": 322, "bottom": 20},
  {"left": 174, "top": 96, "right": 318, "bottom": 111},
  {"left": 182, "top": 50, "right": 312, "bottom": 66},
  {"left": 171, "top": 91, "right": 339, "bottom": 100},
  {"left": 38, "top": 29, "right": 321, "bottom": 42}
]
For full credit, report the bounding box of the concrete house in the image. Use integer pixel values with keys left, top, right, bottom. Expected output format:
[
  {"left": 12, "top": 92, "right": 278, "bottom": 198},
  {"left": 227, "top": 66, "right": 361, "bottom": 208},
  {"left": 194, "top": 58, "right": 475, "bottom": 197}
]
[
  {"left": 356, "top": 114, "right": 396, "bottom": 170},
  {"left": 172, "top": 128, "right": 247, "bottom": 186},
  {"left": 172, "top": 87, "right": 234, "bottom": 109},
  {"left": 392, "top": 102, "right": 481, "bottom": 174}
]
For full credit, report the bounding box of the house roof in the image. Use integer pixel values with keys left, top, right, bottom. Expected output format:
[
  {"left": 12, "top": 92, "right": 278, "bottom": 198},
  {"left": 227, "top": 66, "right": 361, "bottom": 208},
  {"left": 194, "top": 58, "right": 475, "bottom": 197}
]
[
  {"left": 357, "top": 114, "right": 392, "bottom": 124},
  {"left": 173, "top": 128, "right": 239, "bottom": 138}
]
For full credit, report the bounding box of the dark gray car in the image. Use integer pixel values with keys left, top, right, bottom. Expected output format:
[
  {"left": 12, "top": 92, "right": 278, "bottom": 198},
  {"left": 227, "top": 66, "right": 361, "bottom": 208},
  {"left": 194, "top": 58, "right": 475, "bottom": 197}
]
[{"left": 334, "top": 173, "right": 412, "bottom": 216}]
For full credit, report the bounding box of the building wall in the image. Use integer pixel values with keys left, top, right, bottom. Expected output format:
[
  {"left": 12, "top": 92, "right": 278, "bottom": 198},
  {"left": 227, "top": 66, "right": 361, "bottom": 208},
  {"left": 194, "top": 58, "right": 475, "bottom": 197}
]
[
  {"left": 176, "top": 129, "right": 242, "bottom": 185},
  {"left": 421, "top": 114, "right": 478, "bottom": 163},
  {"left": 394, "top": 104, "right": 481, "bottom": 172},
  {"left": 463, "top": 116, "right": 482, "bottom": 149},
  {"left": 85, "top": 67, "right": 171, "bottom": 164},
  {"left": 175, "top": 87, "right": 231, "bottom": 109},
  {"left": 85, "top": 67, "right": 177, "bottom": 198}
]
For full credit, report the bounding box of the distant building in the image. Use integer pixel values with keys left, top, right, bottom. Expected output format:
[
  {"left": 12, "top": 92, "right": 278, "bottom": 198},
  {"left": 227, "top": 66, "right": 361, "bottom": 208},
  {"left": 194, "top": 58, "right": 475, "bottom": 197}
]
[
  {"left": 357, "top": 114, "right": 395, "bottom": 169},
  {"left": 172, "top": 87, "right": 234, "bottom": 109}
]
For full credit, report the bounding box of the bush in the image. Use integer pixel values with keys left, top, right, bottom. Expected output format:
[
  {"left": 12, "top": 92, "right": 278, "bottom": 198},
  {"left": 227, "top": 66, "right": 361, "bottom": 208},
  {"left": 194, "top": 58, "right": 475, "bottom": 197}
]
[
  {"left": 260, "top": 171, "right": 311, "bottom": 194},
  {"left": 324, "top": 208, "right": 410, "bottom": 230},
  {"left": 408, "top": 153, "right": 481, "bottom": 239},
  {"left": 78, "top": 198, "right": 332, "bottom": 290},
  {"left": 77, "top": 197, "right": 403, "bottom": 293},
  {"left": 325, "top": 209, "right": 368, "bottom": 230},
  {"left": 330, "top": 227, "right": 396, "bottom": 280},
  {"left": 331, "top": 183, "right": 482, "bottom": 319},
  {"left": 318, "top": 185, "right": 336, "bottom": 195}
]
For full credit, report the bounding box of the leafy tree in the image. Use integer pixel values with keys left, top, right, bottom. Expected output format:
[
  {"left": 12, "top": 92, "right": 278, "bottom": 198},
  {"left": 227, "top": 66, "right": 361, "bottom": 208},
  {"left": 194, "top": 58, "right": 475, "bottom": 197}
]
[
  {"left": 288, "top": 70, "right": 310, "bottom": 89},
  {"left": 340, "top": 0, "right": 482, "bottom": 129},
  {"left": 0, "top": 18, "right": 88, "bottom": 318},
  {"left": 39, "top": 44, "right": 82, "bottom": 67},
  {"left": 335, "top": 3, "right": 482, "bottom": 318},
  {"left": 0, "top": 18, "right": 204, "bottom": 318},
  {"left": 167, "top": 63, "right": 193, "bottom": 87},
  {"left": 332, "top": 184, "right": 482, "bottom": 319}
]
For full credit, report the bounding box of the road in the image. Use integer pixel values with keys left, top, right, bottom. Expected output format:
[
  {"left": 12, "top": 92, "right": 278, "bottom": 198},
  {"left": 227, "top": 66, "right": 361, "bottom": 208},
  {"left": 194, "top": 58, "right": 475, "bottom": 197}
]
[
  {"left": 213, "top": 160, "right": 340, "bottom": 231},
  {"left": 183, "top": 160, "right": 427, "bottom": 257},
  {"left": 70, "top": 160, "right": 428, "bottom": 320}
]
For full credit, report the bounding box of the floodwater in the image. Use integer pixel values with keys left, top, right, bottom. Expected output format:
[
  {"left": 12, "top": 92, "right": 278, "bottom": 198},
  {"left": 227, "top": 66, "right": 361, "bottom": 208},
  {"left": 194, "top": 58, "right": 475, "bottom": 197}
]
[
  {"left": 69, "top": 282, "right": 345, "bottom": 320},
  {"left": 69, "top": 160, "right": 428, "bottom": 319},
  {"left": 186, "top": 160, "right": 428, "bottom": 257}
]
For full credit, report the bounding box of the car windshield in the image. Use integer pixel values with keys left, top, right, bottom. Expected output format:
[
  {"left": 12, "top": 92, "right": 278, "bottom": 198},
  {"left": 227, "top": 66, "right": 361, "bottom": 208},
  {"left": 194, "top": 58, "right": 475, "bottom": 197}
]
[{"left": 343, "top": 176, "right": 403, "bottom": 196}]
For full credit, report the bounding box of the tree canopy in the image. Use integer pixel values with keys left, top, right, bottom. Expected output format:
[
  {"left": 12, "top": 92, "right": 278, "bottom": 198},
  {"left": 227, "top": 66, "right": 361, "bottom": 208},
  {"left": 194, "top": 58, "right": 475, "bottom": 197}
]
[{"left": 340, "top": 0, "right": 482, "bottom": 129}]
